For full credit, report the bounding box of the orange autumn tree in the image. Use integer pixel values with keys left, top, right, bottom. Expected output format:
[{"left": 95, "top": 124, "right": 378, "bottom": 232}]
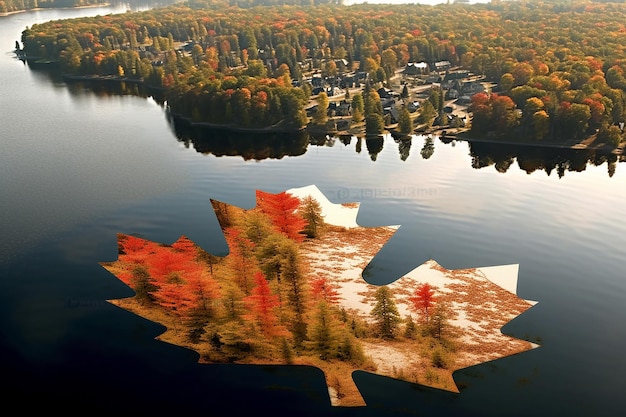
[
  {"left": 256, "top": 190, "right": 307, "bottom": 243},
  {"left": 310, "top": 275, "right": 341, "bottom": 305},
  {"left": 110, "top": 234, "right": 221, "bottom": 323}
]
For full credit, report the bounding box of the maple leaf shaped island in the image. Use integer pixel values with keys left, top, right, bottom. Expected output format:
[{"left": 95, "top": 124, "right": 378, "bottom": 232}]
[{"left": 101, "top": 185, "right": 538, "bottom": 407}]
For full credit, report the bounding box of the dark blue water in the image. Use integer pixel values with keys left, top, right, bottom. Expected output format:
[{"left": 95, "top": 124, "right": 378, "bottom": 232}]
[{"left": 2, "top": 5, "right": 626, "bottom": 416}]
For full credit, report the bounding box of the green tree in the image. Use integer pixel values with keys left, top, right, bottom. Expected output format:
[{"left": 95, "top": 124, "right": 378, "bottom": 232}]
[
  {"left": 279, "top": 239, "right": 308, "bottom": 346},
  {"left": 500, "top": 72, "right": 514, "bottom": 93},
  {"left": 597, "top": 124, "right": 623, "bottom": 148},
  {"left": 531, "top": 110, "right": 550, "bottom": 141},
  {"left": 397, "top": 106, "right": 413, "bottom": 135},
  {"left": 298, "top": 195, "right": 325, "bottom": 238},
  {"left": 308, "top": 301, "right": 341, "bottom": 360},
  {"left": 404, "top": 315, "right": 417, "bottom": 339},
  {"left": 351, "top": 93, "right": 364, "bottom": 122},
  {"left": 417, "top": 99, "right": 436, "bottom": 126},
  {"left": 131, "top": 265, "right": 157, "bottom": 304},
  {"left": 365, "top": 113, "right": 385, "bottom": 136},
  {"left": 313, "top": 91, "right": 329, "bottom": 125},
  {"left": 401, "top": 83, "right": 409, "bottom": 99},
  {"left": 370, "top": 286, "right": 401, "bottom": 339}
]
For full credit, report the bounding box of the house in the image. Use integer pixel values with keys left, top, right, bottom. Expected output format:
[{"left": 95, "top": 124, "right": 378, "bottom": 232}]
[
  {"left": 377, "top": 87, "right": 392, "bottom": 99},
  {"left": 433, "top": 60, "right": 452, "bottom": 72},
  {"left": 335, "top": 101, "right": 351, "bottom": 116},
  {"left": 403, "top": 61, "right": 429, "bottom": 76},
  {"left": 446, "top": 89, "right": 459, "bottom": 100},
  {"left": 443, "top": 70, "right": 470, "bottom": 82},
  {"left": 339, "top": 75, "right": 355, "bottom": 89},
  {"left": 407, "top": 101, "right": 420, "bottom": 113},
  {"left": 311, "top": 75, "right": 323, "bottom": 88}
]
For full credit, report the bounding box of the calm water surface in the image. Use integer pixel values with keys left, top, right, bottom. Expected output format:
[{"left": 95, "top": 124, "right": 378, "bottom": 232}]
[{"left": 1, "top": 5, "right": 625, "bottom": 416}]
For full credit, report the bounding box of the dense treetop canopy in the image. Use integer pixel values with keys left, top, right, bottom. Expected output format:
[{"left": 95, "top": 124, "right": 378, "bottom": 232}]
[{"left": 16, "top": 0, "right": 626, "bottom": 138}]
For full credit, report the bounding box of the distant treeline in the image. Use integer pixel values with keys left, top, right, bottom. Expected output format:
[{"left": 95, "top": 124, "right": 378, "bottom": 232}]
[
  {"left": 17, "top": 0, "right": 626, "bottom": 141},
  {"left": 1, "top": 0, "right": 100, "bottom": 14}
]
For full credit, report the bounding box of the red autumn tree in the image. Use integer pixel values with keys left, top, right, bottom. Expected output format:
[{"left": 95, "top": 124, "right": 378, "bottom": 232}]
[
  {"left": 256, "top": 190, "right": 307, "bottom": 243},
  {"left": 171, "top": 235, "right": 199, "bottom": 256},
  {"left": 310, "top": 275, "right": 341, "bottom": 305},
  {"left": 409, "top": 283, "right": 436, "bottom": 325},
  {"left": 244, "top": 271, "right": 287, "bottom": 337},
  {"left": 144, "top": 238, "right": 221, "bottom": 321},
  {"left": 146, "top": 245, "right": 196, "bottom": 285},
  {"left": 153, "top": 279, "right": 200, "bottom": 323},
  {"left": 118, "top": 234, "right": 157, "bottom": 265}
]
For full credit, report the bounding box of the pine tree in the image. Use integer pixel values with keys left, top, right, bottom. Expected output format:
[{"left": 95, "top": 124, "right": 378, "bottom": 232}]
[
  {"left": 130, "top": 265, "right": 158, "bottom": 304},
  {"left": 404, "top": 315, "right": 417, "bottom": 339},
  {"left": 370, "top": 286, "right": 401, "bottom": 339},
  {"left": 298, "top": 195, "right": 325, "bottom": 238},
  {"left": 401, "top": 83, "right": 409, "bottom": 99},
  {"left": 310, "top": 275, "right": 341, "bottom": 304},
  {"left": 351, "top": 93, "right": 364, "bottom": 122},
  {"left": 397, "top": 107, "right": 413, "bottom": 135},
  {"left": 309, "top": 301, "right": 341, "bottom": 360}
]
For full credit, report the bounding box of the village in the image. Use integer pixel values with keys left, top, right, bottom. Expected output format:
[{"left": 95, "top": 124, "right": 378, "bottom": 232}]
[
  {"left": 298, "top": 58, "right": 493, "bottom": 139},
  {"left": 174, "top": 40, "right": 489, "bottom": 139}
]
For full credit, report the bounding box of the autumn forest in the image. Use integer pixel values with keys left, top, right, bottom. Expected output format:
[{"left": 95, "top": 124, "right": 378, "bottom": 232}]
[{"left": 14, "top": 0, "right": 626, "bottom": 144}]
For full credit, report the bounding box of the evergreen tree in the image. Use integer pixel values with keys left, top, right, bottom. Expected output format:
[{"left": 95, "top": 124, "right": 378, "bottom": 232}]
[
  {"left": 397, "top": 106, "right": 413, "bottom": 135},
  {"left": 131, "top": 265, "right": 157, "bottom": 304},
  {"left": 308, "top": 301, "right": 341, "bottom": 360},
  {"left": 370, "top": 286, "right": 401, "bottom": 339},
  {"left": 404, "top": 315, "right": 417, "bottom": 339},
  {"left": 365, "top": 113, "right": 385, "bottom": 136},
  {"left": 298, "top": 195, "right": 325, "bottom": 238},
  {"left": 401, "top": 83, "right": 409, "bottom": 99},
  {"left": 351, "top": 93, "right": 364, "bottom": 122}
]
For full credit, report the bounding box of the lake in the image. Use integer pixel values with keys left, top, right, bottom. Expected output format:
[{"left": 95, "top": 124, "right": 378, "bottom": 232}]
[{"left": 1, "top": 4, "right": 625, "bottom": 416}]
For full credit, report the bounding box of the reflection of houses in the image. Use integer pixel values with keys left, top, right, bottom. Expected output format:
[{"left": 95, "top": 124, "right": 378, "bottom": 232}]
[{"left": 336, "top": 119, "right": 350, "bottom": 131}]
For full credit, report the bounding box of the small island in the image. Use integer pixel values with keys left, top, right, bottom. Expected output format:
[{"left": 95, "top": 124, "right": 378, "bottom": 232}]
[
  {"left": 101, "top": 185, "right": 538, "bottom": 406},
  {"left": 15, "top": 0, "right": 626, "bottom": 151}
]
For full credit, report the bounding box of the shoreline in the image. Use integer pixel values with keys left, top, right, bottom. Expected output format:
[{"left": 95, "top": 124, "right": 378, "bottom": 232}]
[
  {"left": 21, "top": 62, "right": 626, "bottom": 154},
  {"left": 438, "top": 128, "right": 623, "bottom": 154}
]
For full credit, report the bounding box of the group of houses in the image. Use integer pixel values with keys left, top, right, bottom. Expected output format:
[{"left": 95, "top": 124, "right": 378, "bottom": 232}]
[{"left": 304, "top": 59, "right": 485, "bottom": 131}]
